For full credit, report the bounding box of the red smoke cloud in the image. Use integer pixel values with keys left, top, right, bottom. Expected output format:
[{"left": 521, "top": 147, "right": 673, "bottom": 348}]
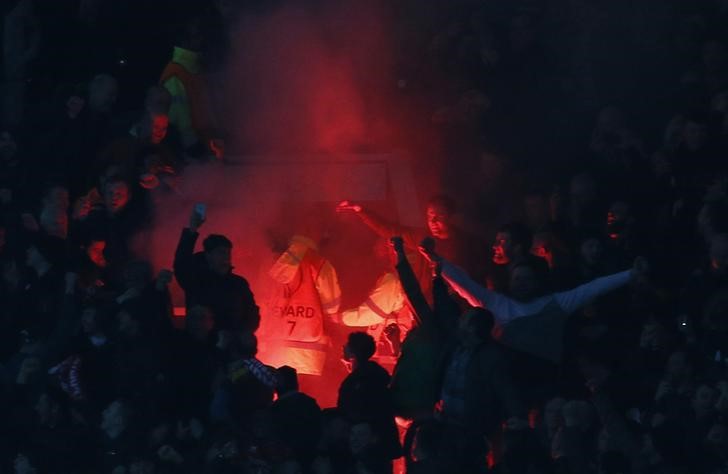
[{"left": 225, "top": 0, "right": 397, "bottom": 154}]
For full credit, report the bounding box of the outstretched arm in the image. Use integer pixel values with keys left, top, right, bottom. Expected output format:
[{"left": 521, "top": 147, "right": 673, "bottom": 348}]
[
  {"left": 554, "top": 258, "right": 647, "bottom": 314},
  {"left": 337, "top": 201, "right": 420, "bottom": 249},
  {"left": 341, "top": 272, "right": 404, "bottom": 327},
  {"left": 439, "top": 260, "right": 495, "bottom": 309}
]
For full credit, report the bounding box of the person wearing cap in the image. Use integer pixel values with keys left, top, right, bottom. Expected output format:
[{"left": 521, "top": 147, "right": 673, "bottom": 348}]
[{"left": 173, "top": 205, "right": 259, "bottom": 333}]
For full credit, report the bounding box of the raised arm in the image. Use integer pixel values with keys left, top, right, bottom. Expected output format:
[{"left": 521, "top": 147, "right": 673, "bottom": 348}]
[
  {"left": 392, "top": 237, "right": 432, "bottom": 327},
  {"left": 239, "top": 279, "right": 260, "bottom": 333},
  {"left": 554, "top": 270, "right": 631, "bottom": 314},
  {"left": 173, "top": 207, "right": 204, "bottom": 291},
  {"left": 337, "top": 201, "right": 420, "bottom": 249}
]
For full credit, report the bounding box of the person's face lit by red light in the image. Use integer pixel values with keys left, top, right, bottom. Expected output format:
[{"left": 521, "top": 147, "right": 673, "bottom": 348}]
[
  {"left": 531, "top": 233, "right": 553, "bottom": 268},
  {"left": 104, "top": 181, "right": 130, "bottom": 214},
  {"left": 492, "top": 231, "right": 513, "bottom": 265},
  {"left": 607, "top": 201, "right": 631, "bottom": 240},
  {"left": 150, "top": 114, "right": 169, "bottom": 144},
  {"left": 426, "top": 204, "right": 452, "bottom": 240},
  {"left": 206, "top": 246, "right": 232, "bottom": 276},
  {"left": 87, "top": 240, "right": 107, "bottom": 268}
]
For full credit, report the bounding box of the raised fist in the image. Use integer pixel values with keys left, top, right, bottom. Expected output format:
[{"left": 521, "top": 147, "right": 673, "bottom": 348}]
[
  {"left": 189, "top": 206, "right": 206, "bottom": 232},
  {"left": 389, "top": 236, "right": 405, "bottom": 254}
]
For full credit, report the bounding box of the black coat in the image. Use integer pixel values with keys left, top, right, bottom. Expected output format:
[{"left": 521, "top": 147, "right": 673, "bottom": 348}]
[
  {"left": 270, "top": 391, "right": 322, "bottom": 465},
  {"left": 437, "top": 340, "right": 524, "bottom": 436},
  {"left": 338, "top": 360, "right": 402, "bottom": 459},
  {"left": 173, "top": 229, "right": 259, "bottom": 332}
]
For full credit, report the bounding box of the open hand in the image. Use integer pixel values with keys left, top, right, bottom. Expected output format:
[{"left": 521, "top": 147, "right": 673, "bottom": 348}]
[{"left": 336, "top": 200, "right": 362, "bottom": 213}]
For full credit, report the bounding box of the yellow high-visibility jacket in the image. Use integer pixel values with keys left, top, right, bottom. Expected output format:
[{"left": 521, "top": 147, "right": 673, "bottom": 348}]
[{"left": 258, "top": 236, "right": 341, "bottom": 375}]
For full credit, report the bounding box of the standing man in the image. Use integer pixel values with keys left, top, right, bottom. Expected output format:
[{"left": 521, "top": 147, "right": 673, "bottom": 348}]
[
  {"left": 256, "top": 233, "right": 341, "bottom": 404},
  {"left": 488, "top": 222, "right": 549, "bottom": 293},
  {"left": 160, "top": 18, "right": 224, "bottom": 160},
  {"left": 173, "top": 205, "right": 259, "bottom": 333},
  {"left": 339, "top": 238, "right": 414, "bottom": 371},
  {"left": 337, "top": 195, "right": 484, "bottom": 298}
]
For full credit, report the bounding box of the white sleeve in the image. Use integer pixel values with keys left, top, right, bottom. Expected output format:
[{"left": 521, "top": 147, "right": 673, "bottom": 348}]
[
  {"left": 554, "top": 270, "right": 633, "bottom": 314},
  {"left": 441, "top": 260, "right": 492, "bottom": 308},
  {"left": 342, "top": 273, "right": 403, "bottom": 327}
]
